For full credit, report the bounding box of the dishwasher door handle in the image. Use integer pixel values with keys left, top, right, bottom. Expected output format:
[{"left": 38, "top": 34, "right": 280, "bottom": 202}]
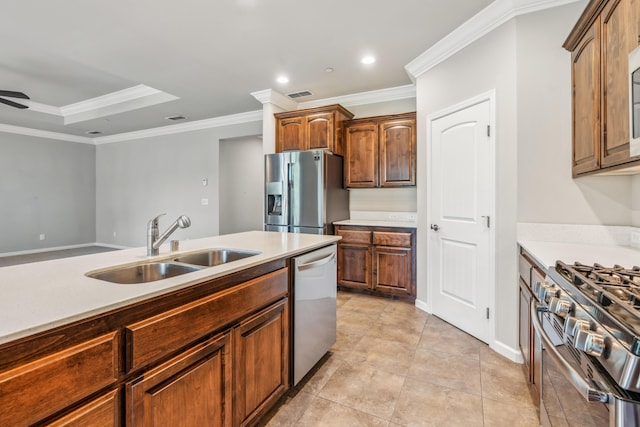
[{"left": 296, "top": 253, "right": 336, "bottom": 271}]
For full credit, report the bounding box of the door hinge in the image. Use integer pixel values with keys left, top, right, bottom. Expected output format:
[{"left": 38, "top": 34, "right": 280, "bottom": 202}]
[
  {"left": 487, "top": 125, "right": 490, "bottom": 137},
  {"left": 486, "top": 307, "right": 490, "bottom": 319}
]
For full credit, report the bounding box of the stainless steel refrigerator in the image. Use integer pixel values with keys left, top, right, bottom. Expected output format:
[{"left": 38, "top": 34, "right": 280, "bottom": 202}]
[{"left": 264, "top": 150, "right": 348, "bottom": 235}]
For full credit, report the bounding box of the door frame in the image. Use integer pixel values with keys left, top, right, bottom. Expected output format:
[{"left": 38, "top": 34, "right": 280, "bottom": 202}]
[{"left": 425, "top": 90, "right": 496, "bottom": 347}]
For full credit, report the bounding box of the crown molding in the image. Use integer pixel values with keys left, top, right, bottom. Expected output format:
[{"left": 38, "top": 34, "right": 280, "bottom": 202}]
[
  {"left": 250, "top": 89, "right": 298, "bottom": 111},
  {"left": 0, "top": 123, "right": 93, "bottom": 144},
  {"left": 405, "top": 0, "right": 582, "bottom": 81},
  {"left": 298, "top": 84, "right": 416, "bottom": 110},
  {"left": 93, "top": 110, "right": 263, "bottom": 144}
]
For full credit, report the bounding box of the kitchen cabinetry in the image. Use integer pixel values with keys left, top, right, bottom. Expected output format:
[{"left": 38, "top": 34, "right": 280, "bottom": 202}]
[
  {"left": 344, "top": 113, "right": 416, "bottom": 188},
  {"left": 335, "top": 225, "right": 416, "bottom": 300},
  {"left": 564, "top": 0, "right": 640, "bottom": 176},
  {"left": 518, "top": 247, "right": 543, "bottom": 403},
  {"left": 274, "top": 104, "right": 354, "bottom": 156},
  {"left": 0, "top": 260, "right": 289, "bottom": 426}
]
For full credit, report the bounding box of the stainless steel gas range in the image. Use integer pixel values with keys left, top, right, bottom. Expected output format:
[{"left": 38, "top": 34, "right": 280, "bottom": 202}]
[{"left": 531, "top": 261, "right": 640, "bottom": 427}]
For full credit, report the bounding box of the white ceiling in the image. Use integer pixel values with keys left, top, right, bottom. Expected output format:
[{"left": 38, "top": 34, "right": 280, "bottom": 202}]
[{"left": 0, "top": 0, "right": 495, "bottom": 137}]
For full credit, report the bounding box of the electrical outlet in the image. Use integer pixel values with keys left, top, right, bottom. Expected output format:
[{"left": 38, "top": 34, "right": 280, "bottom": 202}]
[
  {"left": 39, "top": 234, "right": 45, "bottom": 241},
  {"left": 630, "top": 231, "right": 640, "bottom": 249}
]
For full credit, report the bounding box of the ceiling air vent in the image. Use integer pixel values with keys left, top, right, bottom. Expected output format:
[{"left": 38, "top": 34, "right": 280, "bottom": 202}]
[
  {"left": 287, "top": 90, "right": 312, "bottom": 99},
  {"left": 166, "top": 115, "right": 187, "bottom": 121},
  {"left": 86, "top": 130, "right": 102, "bottom": 135}
]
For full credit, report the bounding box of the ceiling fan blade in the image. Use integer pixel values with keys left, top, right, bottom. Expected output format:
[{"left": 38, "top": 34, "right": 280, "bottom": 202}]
[
  {"left": 0, "top": 97, "right": 29, "bottom": 109},
  {"left": 0, "top": 90, "right": 29, "bottom": 99}
]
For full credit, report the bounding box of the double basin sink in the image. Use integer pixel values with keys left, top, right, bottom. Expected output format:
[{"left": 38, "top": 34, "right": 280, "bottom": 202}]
[{"left": 86, "top": 249, "right": 261, "bottom": 284}]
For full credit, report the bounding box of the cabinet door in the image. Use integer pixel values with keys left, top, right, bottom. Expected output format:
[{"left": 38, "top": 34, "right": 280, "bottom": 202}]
[
  {"left": 337, "top": 243, "right": 372, "bottom": 290},
  {"left": 373, "top": 245, "right": 413, "bottom": 296},
  {"left": 306, "top": 112, "right": 334, "bottom": 151},
  {"left": 379, "top": 118, "right": 416, "bottom": 186},
  {"left": 45, "top": 389, "right": 120, "bottom": 427},
  {"left": 601, "top": 0, "right": 640, "bottom": 167},
  {"left": 276, "top": 116, "right": 306, "bottom": 152},
  {"left": 571, "top": 19, "right": 601, "bottom": 176},
  {"left": 519, "top": 280, "right": 532, "bottom": 380},
  {"left": 127, "top": 333, "right": 232, "bottom": 427},
  {"left": 345, "top": 123, "right": 378, "bottom": 188},
  {"left": 234, "top": 299, "right": 289, "bottom": 427}
]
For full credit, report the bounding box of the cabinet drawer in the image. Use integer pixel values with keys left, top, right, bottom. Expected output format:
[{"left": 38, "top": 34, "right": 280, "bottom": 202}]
[
  {"left": 373, "top": 231, "right": 411, "bottom": 247},
  {"left": 518, "top": 254, "right": 533, "bottom": 287},
  {"left": 0, "top": 332, "right": 119, "bottom": 426},
  {"left": 125, "top": 268, "right": 288, "bottom": 371},
  {"left": 337, "top": 229, "right": 372, "bottom": 244},
  {"left": 46, "top": 389, "right": 120, "bottom": 427}
]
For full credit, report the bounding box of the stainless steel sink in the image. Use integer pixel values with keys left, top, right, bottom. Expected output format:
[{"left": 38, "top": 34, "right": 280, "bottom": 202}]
[
  {"left": 173, "top": 249, "right": 261, "bottom": 267},
  {"left": 86, "top": 262, "right": 202, "bottom": 284}
]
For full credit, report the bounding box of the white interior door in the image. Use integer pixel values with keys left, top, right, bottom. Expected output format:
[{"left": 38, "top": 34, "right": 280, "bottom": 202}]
[{"left": 428, "top": 98, "right": 493, "bottom": 343}]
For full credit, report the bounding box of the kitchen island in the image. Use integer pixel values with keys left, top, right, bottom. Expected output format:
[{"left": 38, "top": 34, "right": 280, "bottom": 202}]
[{"left": 0, "top": 230, "right": 339, "bottom": 426}]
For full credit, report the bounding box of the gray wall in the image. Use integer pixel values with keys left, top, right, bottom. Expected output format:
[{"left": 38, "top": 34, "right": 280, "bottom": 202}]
[
  {"left": 96, "top": 121, "right": 262, "bottom": 248},
  {"left": 516, "top": 1, "right": 632, "bottom": 226},
  {"left": 219, "top": 135, "right": 263, "bottom": 235},
  {"left": 0, "top": 133, "right": 96, "bottom": 253},
  {"left": 416, "top": 18, "right": 518, "bottom": 354}
]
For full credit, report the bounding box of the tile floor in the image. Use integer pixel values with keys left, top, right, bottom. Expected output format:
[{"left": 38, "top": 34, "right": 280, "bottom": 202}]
[{"left": 264, "top": 291, "right": 539, "bottom": 427}]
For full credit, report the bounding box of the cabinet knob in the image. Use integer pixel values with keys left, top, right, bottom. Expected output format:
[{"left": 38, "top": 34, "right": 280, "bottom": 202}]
[{"left": 430, "top": 224, "right": 439, "bottom": 231}]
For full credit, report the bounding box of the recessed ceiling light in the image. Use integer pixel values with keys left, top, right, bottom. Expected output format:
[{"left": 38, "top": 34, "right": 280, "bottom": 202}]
[
  {"left": 325, "top": 67, "right": 334, "bottom": 73},
  {"left": 361, "top": 56, "right": 376, "bottom": 65},
  {"left": 277, "top": 76, "right": 289, "bottom": 84}
]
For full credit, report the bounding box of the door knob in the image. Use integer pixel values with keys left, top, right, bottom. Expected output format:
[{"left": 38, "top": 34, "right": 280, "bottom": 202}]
[{"left": 430, "top": 224, "right": 439, "bottom": 231}]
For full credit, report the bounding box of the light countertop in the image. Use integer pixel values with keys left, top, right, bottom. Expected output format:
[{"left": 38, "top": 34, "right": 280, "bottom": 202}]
[
  {"left": 334, "top": 219, "right": 417, "bottom": 228},
  {"left": 0, "top": 231, "right": 339, "bottom": 345},
  {"left": 518, "top": 240, "right": 640, "bottom": 271}
]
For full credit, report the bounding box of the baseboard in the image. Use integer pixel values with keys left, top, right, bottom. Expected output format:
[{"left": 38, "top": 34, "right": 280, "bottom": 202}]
[
  {"left": 414, "top": 298, "right": 429, "bottom": 314},
  {"left": 491, "top": 339, "right": 523, "bottom": 363}
]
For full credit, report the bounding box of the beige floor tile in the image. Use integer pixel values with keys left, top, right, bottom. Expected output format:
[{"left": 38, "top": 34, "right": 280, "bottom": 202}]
[
  {"left": 301, "top": 354, "right": 343, "bottom": 395},
  {"left": 407, "top": 349, "right": 482, "bottom": 395},
  {"left": 338, "top": 310, "right": 381, "bottom": 336},
  {"left": 319, "top": 362, "right": 405, "bottom": 420},
  {"left": 417, "top": 327, "right": 483, "bottom": 360},
  {"left": 366, "top": 319, "right": 422, "bottom": 347},
  {"left": 264, "top": 391, "right": 316, "bottom": 427},
  {"left": 340, "top": 294, "right": 390, "bottom": 316},
  {"left": 480, "top": 363, "right": 535, "bottom": 407},
  {"left": 343, "top": 335, "right": 417, "bottom": 375},
  {"left": 392, "top": 377, "right": 484, "bottom": 427},
  {"left": 295, "top": 397, "right": 390, "bottom": 427},
  {"left": 331, "top": 329, "right": 364, "bottom": 359},
  {"left": 482, "top": 397, "right": 539, "bottom": 427}
]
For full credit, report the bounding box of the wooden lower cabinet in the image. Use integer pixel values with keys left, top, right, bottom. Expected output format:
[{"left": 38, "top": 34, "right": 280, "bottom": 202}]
[
  {"left": 336, "top": 225, "right": 416, "bottom": 300},
  {"left": 127, "top": 332, "right": 232, "bottom": 427},
  {"left": 45, "top": 389, "right": 120, "bottom": 427},
  {"left": 0, "top": 262, "right": 291, "bottom": 427},
  {"left": 234, "top": 299, "right": 289, "bottom": 427}
]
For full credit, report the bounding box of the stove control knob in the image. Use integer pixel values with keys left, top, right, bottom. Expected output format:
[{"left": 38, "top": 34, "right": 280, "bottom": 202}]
[
  {"left": 549, "top": 297, "right": 573, "bottom": 318},
  {"left": 535, "top": 282, "right": 558, "bottom": 303},
  {"left": 574, "top": 328, "right": 605, "bottom": 357},
  {"left": 564, "top": 317, "right": 590, "bottom": 337}
]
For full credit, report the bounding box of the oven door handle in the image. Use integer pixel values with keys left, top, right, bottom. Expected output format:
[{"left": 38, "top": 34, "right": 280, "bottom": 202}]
[{"left": 530, "top": 301, "right": 609, "bottom": 404}]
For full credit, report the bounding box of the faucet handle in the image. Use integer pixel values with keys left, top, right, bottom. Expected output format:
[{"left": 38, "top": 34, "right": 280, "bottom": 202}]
[{"left": 148, "top": 213, "right": 166, "bottom": 227}]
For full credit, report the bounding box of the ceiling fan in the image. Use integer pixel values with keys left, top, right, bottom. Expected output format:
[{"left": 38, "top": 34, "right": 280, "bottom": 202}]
[{"left": 0, "top": 90, "right": 29, "bottom": 109}]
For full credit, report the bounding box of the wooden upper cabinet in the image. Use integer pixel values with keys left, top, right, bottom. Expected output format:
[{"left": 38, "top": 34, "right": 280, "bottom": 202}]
[
  {"left": 564, "top": 0, "right": 640, "bottom": 176},
  {"left": 275, "top": 104, "right": 353, "bottom": 155},
  {"left": 379, "top": 117, "right": 417, "bottom": 186},
  {"left": 601, "top": 0, "right": 639, "bottom": 167},
  {"left": 344, "top": 122, "right": 378, "bottom": 188},
  {"left": 344, "top": 112, "right": 416, "bottom": 188},
  {"left": 572, "top": 19, "right": 601, "bottom": 175}
]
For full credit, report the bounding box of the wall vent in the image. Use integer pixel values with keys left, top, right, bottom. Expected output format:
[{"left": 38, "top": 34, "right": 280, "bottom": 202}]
[
  {"left": 165, "top": 115, "right": 187, "bottom": 121},
  {"left": 287, "top": 90, "right": 312, "bottom": 99}
]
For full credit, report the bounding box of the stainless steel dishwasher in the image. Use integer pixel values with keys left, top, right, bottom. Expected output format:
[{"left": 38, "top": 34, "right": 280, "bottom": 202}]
[{"left": 292, "top": 244, "right": 337, "bottom": 385}]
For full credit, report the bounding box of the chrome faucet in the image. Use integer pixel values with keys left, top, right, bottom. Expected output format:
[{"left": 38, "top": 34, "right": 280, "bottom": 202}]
[{"left": 147, "top": 213, "right": 191, "bottom": 256}]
